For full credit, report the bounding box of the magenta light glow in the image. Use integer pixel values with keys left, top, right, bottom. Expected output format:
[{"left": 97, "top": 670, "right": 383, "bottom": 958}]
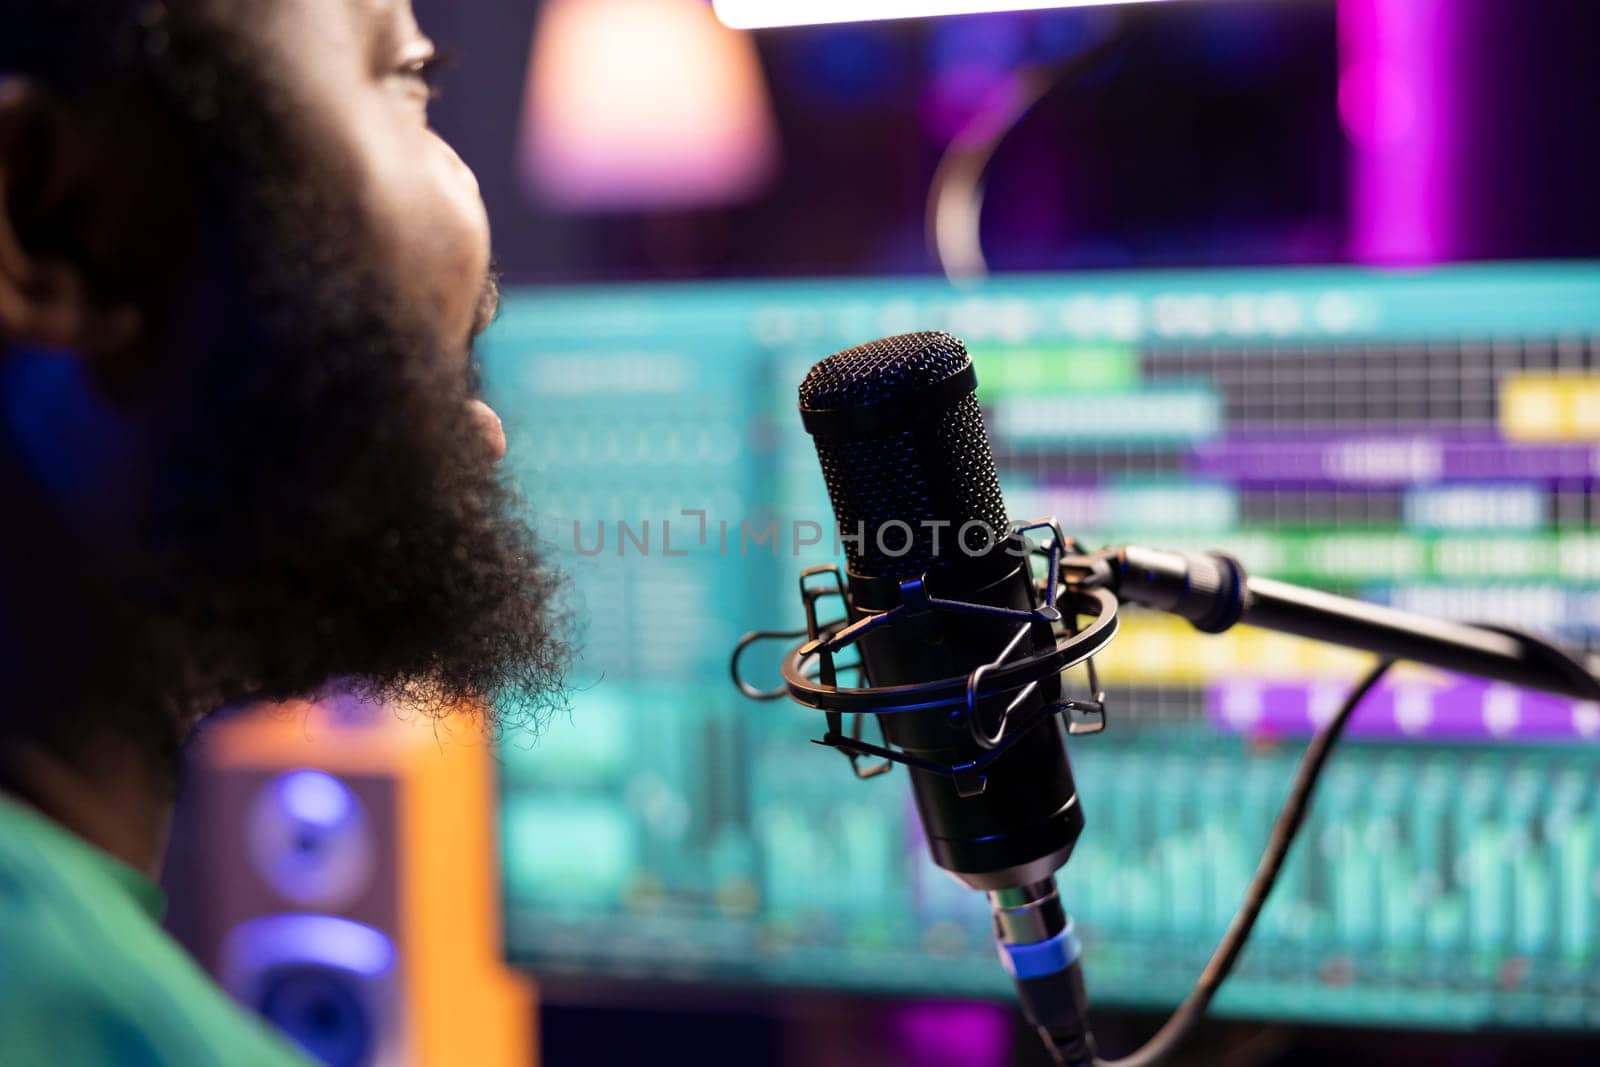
[
  {"left": 1339, "top": 0, "right": 1461, "bottom": 265},
  {"left": 886, "top": 1001, "right": 1012, "bottom": 1067}
]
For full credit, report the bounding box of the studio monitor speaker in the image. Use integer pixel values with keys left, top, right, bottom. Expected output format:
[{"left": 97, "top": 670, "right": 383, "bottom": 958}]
[{"left": 185, "top": 698, "right": 534, "bottom": 1067}]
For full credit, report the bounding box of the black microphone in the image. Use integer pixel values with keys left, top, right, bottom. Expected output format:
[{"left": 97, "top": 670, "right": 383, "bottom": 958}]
[
  {"left": 798, "top": 330, "right": 1082, "bottom": 888},
  {"left": 796, "top": 331, "right": 1097, "bottom": 1062}
]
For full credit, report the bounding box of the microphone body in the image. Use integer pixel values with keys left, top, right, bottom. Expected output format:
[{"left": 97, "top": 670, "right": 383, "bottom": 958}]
[{"left": 798, "top": 332, "right": 1083, "bottom": 891}]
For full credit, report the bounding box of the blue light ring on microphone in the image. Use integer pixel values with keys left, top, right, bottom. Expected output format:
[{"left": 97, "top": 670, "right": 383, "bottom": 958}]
[
  {"left": 997, "top": 922, "right": 1083, "bottom": 980},
  {"left": 799, "top": 364, "right": 978, "bottom": 439}
]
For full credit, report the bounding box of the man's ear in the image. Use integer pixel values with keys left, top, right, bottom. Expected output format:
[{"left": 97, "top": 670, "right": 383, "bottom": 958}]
[{"left": 0, "top": 77, "right": 140, "bottom": 360}]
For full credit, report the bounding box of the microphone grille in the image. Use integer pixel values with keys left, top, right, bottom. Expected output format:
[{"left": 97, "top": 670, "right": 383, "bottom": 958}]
[
  {"left": 798, "top": 330, "right": 971, "bottom": 410},
  {"left": 799, "top": 331, "right": 1009, "bottom": 581}
]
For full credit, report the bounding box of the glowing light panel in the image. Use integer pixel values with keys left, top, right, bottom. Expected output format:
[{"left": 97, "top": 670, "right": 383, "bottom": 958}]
[
  {"left": 524, "top": 0, "right": 778, "bottom": 211},
  {"left": 1339, "top": 0, "right": 1460, "bottom": 263},
  {"left": 714, "top": 0, "right": 1175, "bottom": 30}
]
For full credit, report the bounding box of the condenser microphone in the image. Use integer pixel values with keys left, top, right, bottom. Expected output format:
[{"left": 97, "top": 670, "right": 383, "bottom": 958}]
[
  {"left": 797, "top": 330, "right": 1082, "bottom": 891},
  {"left": 795, "top": 331, "right": 1101, "bottom": 1063}
]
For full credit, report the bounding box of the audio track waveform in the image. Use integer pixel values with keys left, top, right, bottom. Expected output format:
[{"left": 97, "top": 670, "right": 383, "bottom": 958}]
[{"left": 502, "top": 703, "right": 1600, "bottom": 1028}]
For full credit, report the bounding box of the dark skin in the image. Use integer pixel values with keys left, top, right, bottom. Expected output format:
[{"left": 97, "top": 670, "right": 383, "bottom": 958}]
[{"left": 0, "top": 0, "right": 504, "bottom": 877}]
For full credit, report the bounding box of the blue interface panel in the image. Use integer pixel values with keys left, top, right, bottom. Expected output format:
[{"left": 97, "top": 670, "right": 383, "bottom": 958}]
[{"left": 483, "top": 264, "right": 1600, "bottom": 1028}]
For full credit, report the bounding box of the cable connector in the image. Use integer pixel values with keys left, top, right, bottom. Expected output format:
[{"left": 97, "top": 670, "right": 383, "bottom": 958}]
[
  {"left": 990, "top": 881, "right": 1098, "bottom": 1067},
  {"left": 1015, "top": 956, "right": 1097, "bottom": 1067}
]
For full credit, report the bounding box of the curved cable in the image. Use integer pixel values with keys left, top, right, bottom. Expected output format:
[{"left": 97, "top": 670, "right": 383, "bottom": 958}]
[
  {"left": 1083, "top": 656, "right": 1398, "bottom": 1067},
  {"left": 1076, "top": 624, "right": 1599, "bottom": 1064}
]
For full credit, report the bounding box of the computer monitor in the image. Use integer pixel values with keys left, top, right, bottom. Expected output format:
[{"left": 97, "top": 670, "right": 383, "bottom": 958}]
[{"left": 483, "top": 262, "right": 1600, "bottom": 1029}]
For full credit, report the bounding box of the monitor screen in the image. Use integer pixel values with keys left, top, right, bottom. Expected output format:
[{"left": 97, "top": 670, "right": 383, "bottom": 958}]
[{"left": 483, "top": 262, "right": 1600, "bottom": 1030}]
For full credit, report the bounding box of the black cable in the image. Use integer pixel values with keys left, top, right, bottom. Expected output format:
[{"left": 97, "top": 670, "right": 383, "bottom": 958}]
[
  {"left": 1054, "top": 622, "right": 1599, "bottom": 1064},
  {"left": 1082, "top": 656, "right": 1398, "bottom": 1067}
]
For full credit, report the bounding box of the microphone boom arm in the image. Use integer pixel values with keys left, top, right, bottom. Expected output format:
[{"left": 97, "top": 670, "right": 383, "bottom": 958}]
[{"left": 1070, "top": 543, "right": 1600, "bottom": 702}]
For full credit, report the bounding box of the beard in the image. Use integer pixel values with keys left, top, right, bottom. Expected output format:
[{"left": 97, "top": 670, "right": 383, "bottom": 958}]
[
  {"left": 92, "top": 14, "right": 572, "bottom": 746},
  {"left": 131, "top": 267, "right": 573, "bottom": 733}
]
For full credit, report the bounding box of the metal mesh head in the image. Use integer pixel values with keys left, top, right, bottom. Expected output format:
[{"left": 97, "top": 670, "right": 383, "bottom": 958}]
[
  {"left": 799, "top": 332, "right": 1010, "bottom": 581},
  {"left": 798, "top": 331, "right": 972, "bottom": 411}
]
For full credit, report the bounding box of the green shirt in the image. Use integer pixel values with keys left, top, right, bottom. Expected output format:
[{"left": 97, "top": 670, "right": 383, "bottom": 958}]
[{"left": 0, "top": 793, "right": 314, "bottom": 1066}]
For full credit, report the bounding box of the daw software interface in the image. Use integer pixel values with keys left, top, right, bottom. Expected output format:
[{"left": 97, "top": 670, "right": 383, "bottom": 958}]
[{"left": 483, "top": 263, "right": 1600, "bottom": 1028}]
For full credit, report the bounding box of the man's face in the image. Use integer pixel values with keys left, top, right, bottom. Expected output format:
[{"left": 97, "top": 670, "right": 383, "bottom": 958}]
[
  {"left": 0, "top": 0, "right": 569, "bottom": 753},
  {"left": 276, "top": 0, "right": 498, "bottom": 425}
]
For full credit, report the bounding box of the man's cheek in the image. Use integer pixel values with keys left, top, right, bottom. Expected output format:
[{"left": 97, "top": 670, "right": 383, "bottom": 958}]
[{"left": 391, "top": 145, "right": 491, "bottom": 338}]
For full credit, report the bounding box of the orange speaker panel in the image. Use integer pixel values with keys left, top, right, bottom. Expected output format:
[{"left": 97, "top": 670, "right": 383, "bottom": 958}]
[{"left": 190, "top": 699, "right": 535, "bottom": 1067}]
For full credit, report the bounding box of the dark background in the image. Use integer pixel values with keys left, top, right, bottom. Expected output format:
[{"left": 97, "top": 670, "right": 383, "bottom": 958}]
[{"left": 421, "top": 0, "right": 1600, "bottom": 285}]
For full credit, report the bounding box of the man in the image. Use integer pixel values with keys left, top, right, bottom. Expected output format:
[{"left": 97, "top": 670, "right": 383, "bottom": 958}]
[{"left": 0, "top": 1, "right": 567, "bottom": 1062}]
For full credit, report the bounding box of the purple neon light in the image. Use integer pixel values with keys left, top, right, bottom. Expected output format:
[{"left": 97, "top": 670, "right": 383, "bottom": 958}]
[
  {"left": 1188, "top": 431, "right": 1600, "bottom": 488},
  {"left": 886, "top": 1001, "right": 1012, "bottom": 1067},
  {"left": 1208, "top": 678, "right": 1600, "bottom": 743},
  {"left": 278, "top": 770, "right": 355, "bottom": 829},
  {"left": 1339, "top": 0, "right": 1460, "bottom": 264}
]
